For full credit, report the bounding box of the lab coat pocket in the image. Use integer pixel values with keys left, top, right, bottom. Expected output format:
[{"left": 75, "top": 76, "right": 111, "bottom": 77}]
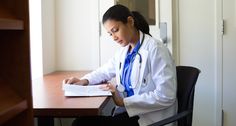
[
  {"left": 141, "top": 73, "right": 150, "bottom": 87},
  {"left": 140, "top": 73, "right": 156, "bottom": 93}
]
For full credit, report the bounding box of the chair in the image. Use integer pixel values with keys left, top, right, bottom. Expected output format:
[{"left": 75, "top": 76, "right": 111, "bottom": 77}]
[{"left": 149, "top": 66, "right": 200, "bottom": 126}]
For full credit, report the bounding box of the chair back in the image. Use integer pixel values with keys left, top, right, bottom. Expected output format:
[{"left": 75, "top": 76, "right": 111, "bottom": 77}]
[{"left": 176, "top": 66, "right": 200, "bottom": 126}]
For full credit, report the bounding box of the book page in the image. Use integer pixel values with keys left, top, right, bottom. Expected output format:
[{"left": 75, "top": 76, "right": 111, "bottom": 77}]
[{"left": 62, "top": 84, "right": 111, "bottom": 96}]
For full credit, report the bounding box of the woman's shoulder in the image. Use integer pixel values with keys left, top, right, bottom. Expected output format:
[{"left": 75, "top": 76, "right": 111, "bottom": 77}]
[{"left": 143, "top": 34, "right": 165, "bottom": 50}]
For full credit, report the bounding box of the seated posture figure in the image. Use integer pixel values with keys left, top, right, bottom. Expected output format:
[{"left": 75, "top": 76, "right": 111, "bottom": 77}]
[{"left": 63, "top": 4, "right": 177, "bottom": 126}]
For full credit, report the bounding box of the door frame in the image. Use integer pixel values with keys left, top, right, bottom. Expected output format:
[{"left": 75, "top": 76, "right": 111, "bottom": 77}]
[
  {"left": 215, "top": 0, "right": 223, "bottom": 125},
  {"left": 173, "top": 0, "right": 223, "bottom": 125}
]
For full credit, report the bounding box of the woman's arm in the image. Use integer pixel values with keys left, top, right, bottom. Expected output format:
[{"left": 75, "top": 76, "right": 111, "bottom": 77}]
[
  {"left": 100, "top": 83, "right": 124, "bottom": 107},
  {"left": 62, "top": 55, "right": 117, "bottom": 85},
  {"left": 63, "top": 77, "right": 89, "bottom": 85}
]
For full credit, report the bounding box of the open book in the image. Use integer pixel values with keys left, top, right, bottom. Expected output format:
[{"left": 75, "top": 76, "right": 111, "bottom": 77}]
[{"left": 62, "top": 84, "right": 112, "bottom": 96}]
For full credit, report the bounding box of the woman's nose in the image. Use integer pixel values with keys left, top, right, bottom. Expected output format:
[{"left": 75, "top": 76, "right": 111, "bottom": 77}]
[{"left": 112, "top": 34, "right": 118, "bottom": 41}]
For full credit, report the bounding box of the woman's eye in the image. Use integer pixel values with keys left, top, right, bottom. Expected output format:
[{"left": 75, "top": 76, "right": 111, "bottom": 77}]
[
  {"left": 111, "top": 28, "right": 118, "bottom": 33},
  {"left": 108, "top": 28, "right": 119, "bottom": 36}
]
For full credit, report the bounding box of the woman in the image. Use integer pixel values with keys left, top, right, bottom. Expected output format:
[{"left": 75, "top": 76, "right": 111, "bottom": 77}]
[{"left": 63, "top": 4, "right": 177, "bottom": 126}]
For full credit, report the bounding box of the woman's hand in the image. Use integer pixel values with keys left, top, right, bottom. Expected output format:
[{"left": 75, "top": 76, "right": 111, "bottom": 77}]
[
  {"left": 99, "top": 83, "right": 116, "bottom": 93},
  {"left": 99, "top": 83, "right": 124, "bottom": 107},
  {"left": 62, "top": 77, "right": 89, "bottom": 86}
]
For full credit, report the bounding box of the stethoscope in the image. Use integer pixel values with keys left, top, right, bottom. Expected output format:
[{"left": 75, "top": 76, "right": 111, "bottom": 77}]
[{"left": 116, "top": 33, "right": 145, "bottom": 93}]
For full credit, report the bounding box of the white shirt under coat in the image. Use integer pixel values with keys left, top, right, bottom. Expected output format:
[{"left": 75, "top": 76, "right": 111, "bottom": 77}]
[{"left": 81, "top": 31, "right": 177, "bottom": 126}]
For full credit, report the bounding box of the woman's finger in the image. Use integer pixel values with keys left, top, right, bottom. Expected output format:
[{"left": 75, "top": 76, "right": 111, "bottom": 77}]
[
  {"left": 67, "top": 77, "right": 77, "bottom": 84},
  {"left": 107, "top": 83, "right": 116, "bottom": 93},
  {"left": 99, "top": 84, "right": 110, "bottom": 91},
  {"left": 63, "top": 79, "right": 68, "bottom": 84}
]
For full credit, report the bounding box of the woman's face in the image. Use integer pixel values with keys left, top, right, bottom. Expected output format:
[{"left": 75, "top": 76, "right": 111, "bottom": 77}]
[{"left": 103, "top": 17, "right": 135, "bottom": 47}]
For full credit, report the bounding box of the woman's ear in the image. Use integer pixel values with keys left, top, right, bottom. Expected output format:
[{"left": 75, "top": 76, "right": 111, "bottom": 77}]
[{"left": 127, "top": 16, "right": 134, "bottom": 26}]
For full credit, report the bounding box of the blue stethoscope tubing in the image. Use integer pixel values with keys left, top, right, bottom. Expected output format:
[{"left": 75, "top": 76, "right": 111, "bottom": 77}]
[{"left": 117, "top": 33, "right": 145, "bottom": 93}]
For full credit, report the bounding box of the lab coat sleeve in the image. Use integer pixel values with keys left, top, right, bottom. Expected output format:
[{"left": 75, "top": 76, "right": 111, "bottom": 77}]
[
  {"left": 81, "top": 56, "right": 117, "bottom": 85},
  {"left": 124, "top": 45, "right": 177, "bottom": 117}
]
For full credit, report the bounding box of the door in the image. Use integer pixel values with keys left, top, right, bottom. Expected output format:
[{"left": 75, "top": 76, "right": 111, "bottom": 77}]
[
  {"left": 99, "top": 0, "right": 160, "bottom": 65},
  {"left": 222, "top": 0, "right": 236, "bottom": 125}
]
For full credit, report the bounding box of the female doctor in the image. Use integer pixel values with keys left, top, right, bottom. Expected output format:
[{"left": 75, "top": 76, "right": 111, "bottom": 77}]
[{"left": 63, "top": 4, "right": 177, "bottom": 126}]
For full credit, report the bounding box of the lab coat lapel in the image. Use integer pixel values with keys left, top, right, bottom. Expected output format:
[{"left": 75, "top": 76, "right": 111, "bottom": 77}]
[
  {"left": 131, "top": 32, "right": 149, "bottom": 94},
  {"left": 132, "top": 49, "right": 148, "bottom": 94},
  {"left": 116, "top": 46, "right": 129, "bottom": 86}
]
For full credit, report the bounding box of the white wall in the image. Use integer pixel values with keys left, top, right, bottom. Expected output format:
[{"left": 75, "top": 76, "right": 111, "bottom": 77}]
[
  {"left": 178, "top": 0, "right": 216, "bottom": 126},
  {"left": 29, "top": 0, "right": 43, "bottom": 79},
  {"left": 55, "top": 0, "right": 99, "bottom": 70},
  {"left": 42, "top": 0, "right": 99, "bottom": 72},
  {"left": 42, "top": 0, "right": 56, "bottom": 74}
]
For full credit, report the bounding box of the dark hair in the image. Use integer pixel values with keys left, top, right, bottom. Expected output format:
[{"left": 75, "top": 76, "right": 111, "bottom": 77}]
[{"left": 102, "top": 4, "right": 151, "bottom": 36}]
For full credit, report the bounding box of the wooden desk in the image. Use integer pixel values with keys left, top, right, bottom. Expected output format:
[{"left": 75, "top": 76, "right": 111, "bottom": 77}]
[{"left": 32, "top": 71, "right": 112, "bottom": 125}]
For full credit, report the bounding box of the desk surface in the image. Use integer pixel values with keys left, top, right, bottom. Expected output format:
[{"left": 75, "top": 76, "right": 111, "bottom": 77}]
[{"left": 32, "top": 71, "right": 111, "bottom": 117}]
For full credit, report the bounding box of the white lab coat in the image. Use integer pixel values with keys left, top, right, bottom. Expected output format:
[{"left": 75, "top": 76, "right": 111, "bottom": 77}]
[{"left": 82, "top": 31, "right": 177, "bottom": 126}]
